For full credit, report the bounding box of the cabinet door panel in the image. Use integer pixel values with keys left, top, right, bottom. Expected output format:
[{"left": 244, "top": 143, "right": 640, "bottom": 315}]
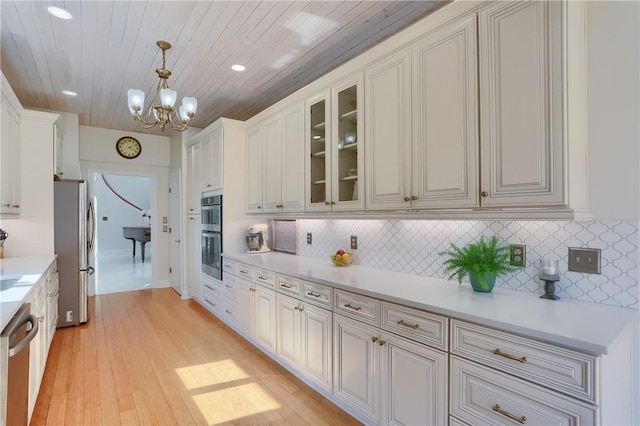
[
  {"left": 412, "top": 15, "right": 478, "bottom": 208},
  {"left": 186, "top": 216, "right": 202, "bottom": 301},
  {"left": 479, "top": 1, "right": 564, "bottom": 206},
  {"left": 263, "top": 115, "right": 283, "bottom": 213},
  {"left": 365, "top": 49, "right": 412, "bottom": 210},
  {"left": 333, "top": 314, "right": 379, "bottom": 423},
  {"left": 381, "top": 332, "right": 448, "bottom": 426},
  {"left": 282, "top": 105, "right": 306, "bottom": 212},
  {"left": 276, "top": 294, "right": 301, "bottom": 368},
  {"left": 254, "top": 286, "right": 276, "bottom": 355},
  {"left": 306, "top": 91, "right": 331, "bottom": 212},
  {"left": 301, "top": 305, "right": 332, "bottom": 391},
  {"left": 238, "top": 280, "right": 255, "bottom": 338},
  {"left": 245, "top": 125, "right": 263, "bottom": 213}
]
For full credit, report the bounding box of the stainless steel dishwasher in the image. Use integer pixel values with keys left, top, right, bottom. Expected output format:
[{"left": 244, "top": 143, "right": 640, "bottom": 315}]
[{"left": 1, "top": 304, "right": 39, "bottom": 426}]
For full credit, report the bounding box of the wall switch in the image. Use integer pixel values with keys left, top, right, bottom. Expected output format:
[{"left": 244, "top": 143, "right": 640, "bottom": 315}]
[
  {"left": 102, "top": 216, "right": 108, "bottom": 221},
  {"left": 162, "top": 225, "right": 168, "bottom": 232},
  {"left": 509, "top": 244, "right": 526, "bottom": 267},
  {"left": 66, "top": 310, "right": 73, "bottom": 322},
  {"left": 351, "top": 235, "right": 358, "bottom": 250},
  {"left": 568, "top": 248, "right": 601, "bottom": 274},
  {"left": 307, "top": 233, "right": 312, "bottom": 244},
  {"left": 163, "top": 216, "right": 168, "bottom": 224}
]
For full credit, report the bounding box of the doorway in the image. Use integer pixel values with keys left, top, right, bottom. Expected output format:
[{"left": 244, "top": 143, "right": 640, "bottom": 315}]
[{"left": 92, "top": 172, "right": 153, "bottom": 294}]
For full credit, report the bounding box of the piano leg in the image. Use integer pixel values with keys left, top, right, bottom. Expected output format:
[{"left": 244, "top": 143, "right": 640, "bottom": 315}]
[
  {"left": 140, "top": 241, "right": 147, "bottom": 263},
  {"left": 125, "top": 237, "right": 136, "bottom": 258}
]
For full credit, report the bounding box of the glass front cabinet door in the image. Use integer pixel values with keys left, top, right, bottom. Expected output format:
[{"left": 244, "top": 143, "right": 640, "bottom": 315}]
[{"left": 306, "top": 74, "right": 364, "bottom": 212}]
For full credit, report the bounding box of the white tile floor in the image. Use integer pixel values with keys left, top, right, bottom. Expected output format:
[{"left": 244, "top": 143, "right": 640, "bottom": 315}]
[{"left": 95, "top": 252, "right": 152, "bottom": 294}]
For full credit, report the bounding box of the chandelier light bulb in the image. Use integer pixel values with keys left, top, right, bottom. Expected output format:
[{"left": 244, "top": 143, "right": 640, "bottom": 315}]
[
  {"left": 182, "top": 97, "right": 197, "bottom": 115},
  {"left": 179, "top": 105, "right": 189, "bottom": 122},
  {"left": 127, "top": 89, "right": 145, "bottom": 114},
  {"left": 160, "top": 88, "right": 177, "bottom": 108}
]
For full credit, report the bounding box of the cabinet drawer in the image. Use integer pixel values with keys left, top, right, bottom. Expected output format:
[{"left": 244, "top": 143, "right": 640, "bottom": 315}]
[
  {"left": 450, "top": 356, "right": 596, "bottom": 425},
  {"left": 334, "top": 290, "right": 380, "bottom": 326},
  {"left": 223, "top": 275, "right": 241, "bottom": 302},
  {"left": 202, "top": 293, "right": 223, "bottom": 316},
  {"left": 301, "top": 281, "right": 332, "bottom": 310},
  {"left": 222, "top": 258, "right": 238, "bottom": 275},
  {"left": 381, "top": 302, "right": 447, "bottom": 351},
  {"left": 203, "top": 279, "right": 223, "bottom": 301},
  {"left": 451, "top": 320, "right": 597, "bottom": 403},
  {"left": 223, "top": 299, "right": 239, "bottom": 325},
  {"left": 277, "top": 274, "right": 301, "bottom": 297},
  {"left": 237, "top": 263, "right": 254, "bottom": 281},
  {"left": 254, "top": 268, "right": 276, "bottom": 289}
]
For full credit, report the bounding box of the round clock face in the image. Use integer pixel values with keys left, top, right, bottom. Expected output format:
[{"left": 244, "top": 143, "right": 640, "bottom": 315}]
[{"left": 116, "top": 136, "right": 141, "bottom": 159}]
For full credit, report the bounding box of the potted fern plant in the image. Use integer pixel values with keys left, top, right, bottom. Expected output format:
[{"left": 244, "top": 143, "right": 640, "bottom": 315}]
[{"left": 439, "top": 236, "right": 516, "bottom": 292}]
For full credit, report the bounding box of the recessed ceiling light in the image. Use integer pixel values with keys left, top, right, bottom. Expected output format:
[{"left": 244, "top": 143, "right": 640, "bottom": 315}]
[
  {"left": 47, "top": 6, "right": 72, "bottom": 20},
  {"left": 231, "top": 64, "right": 246, "bottom": 72},
  {"left": 62, "top": 90, "right": 77, "bottom": 96}
]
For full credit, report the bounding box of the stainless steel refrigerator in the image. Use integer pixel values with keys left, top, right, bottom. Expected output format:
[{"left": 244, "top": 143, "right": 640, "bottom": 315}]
[{"left": 54, "top": 179, "right": 95, "bottom": 327}]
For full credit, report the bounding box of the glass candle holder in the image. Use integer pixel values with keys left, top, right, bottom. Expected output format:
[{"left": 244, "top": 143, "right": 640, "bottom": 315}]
[{"left": 539, "top": 257, "right": 560, "bottom": 280}]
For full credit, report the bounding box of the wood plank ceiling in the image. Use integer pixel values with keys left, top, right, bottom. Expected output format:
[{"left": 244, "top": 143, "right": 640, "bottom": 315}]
[{"left": 0, "top": 1, "right": 447, "bottom": 135}]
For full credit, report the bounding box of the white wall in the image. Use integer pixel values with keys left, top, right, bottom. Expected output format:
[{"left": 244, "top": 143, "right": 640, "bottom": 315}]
[
  {"left": 94, "top": 174, "right": 151, "bottom": 253},
  {"left": 79, "top": 125, "right": 171, "bottom": 286},
  {"left": 587, "top": 1, "right": 640, "bottom": 221}
]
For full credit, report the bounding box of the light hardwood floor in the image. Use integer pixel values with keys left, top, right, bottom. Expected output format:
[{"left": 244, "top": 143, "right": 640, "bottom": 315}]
[{"left": 31, "top": 288, "right": 360, "bottom": 425}]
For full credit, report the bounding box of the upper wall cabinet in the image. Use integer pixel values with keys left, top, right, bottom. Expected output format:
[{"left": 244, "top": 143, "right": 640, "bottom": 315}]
[
  {"left": 201, "top": 128, "right": 223, "bottom": 192},
  {"left": 186, "top": 142, "right": 201, "bottom": 214},
  {"left": 247, "top": 103, "right": 305, "bottom": 214},
  {"left": 365, "top": 15, "right": 478, "bottom": 211},
  {"left": 1, "top": 91, "right": 21, "bottom": 216},
  {"left": 478, "top": 1, "right": 564, "bottom": 208},
  {"left": 306, "top": 74, "right": 364, "bottom": 212}
]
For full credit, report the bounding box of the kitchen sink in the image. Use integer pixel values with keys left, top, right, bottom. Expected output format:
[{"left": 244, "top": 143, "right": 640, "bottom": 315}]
[{"left": 0, "top": 277, "right": 21, "bottom": 291}]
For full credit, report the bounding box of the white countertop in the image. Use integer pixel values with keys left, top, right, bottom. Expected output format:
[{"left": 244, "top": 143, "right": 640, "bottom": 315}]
[
  {"left": 0, "top": 255, "right": 57, "bottom": 331},
  {"left": 224, "top": 252, "right": 638, "bottom": 355}
]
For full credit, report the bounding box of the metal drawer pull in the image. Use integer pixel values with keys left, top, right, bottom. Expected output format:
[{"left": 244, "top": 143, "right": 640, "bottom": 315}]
[
  {"left": 38, "top": 315, "right": 45, "bottom": 323},
  {"left": 397, "top": 319, "right": 419, "bottom": 329},
  {"left": 204, "top": 284, "right": 215, "bottom": 291},
  {"left": 371, "top": 337, "right": 378, "bottom": 343},
  {"left": 258, "top": 275, "right": 268, "bottom": 280},
  {"left": 224, "top": 263, "right": 233, "bottom": 268},
  {"left": 225, "top": 309, "right": 232, "bottom": 314},
  {"left": 294, "top": 306, "right": 303, "bottom": 311},
  {"left": 344, "top": 303, "right": 362, "bottom": 311},
  {"left": 225, "top": 284, "right": 232, "bottom": 288},
  {"left": 280, "top": 283, "right": 293, "bottom": 289},
  {"left": 306, "top": 291, "right": 321, "bottom": 298},
  {"left": 204, "top": 299, "right": 216, "bottom": 307},
  {"left": 250, "top": 288, "right": 256, "bottom": 292},
  {"left": 240, "top": 270, "right": 250, "bottom": 274},
  {"left": 378, "top": 340, "right": 386, "bottom": 346},
  {"left": 492, "top": 349, "right": 527, "bottom": 363},
  {"left": 492, "top": 404, "right": 527, "bottom": 424}
]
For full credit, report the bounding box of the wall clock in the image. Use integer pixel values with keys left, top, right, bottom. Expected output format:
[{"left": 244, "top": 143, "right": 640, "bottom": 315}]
[{"left": 116, "top": 136, "right": 141, "bottom": 159}]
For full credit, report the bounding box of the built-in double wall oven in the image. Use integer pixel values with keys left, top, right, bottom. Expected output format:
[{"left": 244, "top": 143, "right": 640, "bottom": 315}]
[{"left": 201, "top": 194, "right": 222, "bottom": 280}]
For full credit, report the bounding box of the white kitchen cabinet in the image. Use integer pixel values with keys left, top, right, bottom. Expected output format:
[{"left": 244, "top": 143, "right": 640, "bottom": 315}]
[
  {"left": 238, "top": 278, "right": 256, "bottom": 338},
  {"left": 278, "top": 104, "right": 305, "bottom": 213},
  {"left": 245, "top": 124, "right": 263, "bottom": 213},
  {"left": 380, "top": 331, "right": 448, "bottom": 426},
  {"left": 366, "top": 15, "right": 478, "bottom": 211},
  {"left": 186, "top": 143, "right": 201, "bottom": 214},
  {"left": 254, "top": 284, "right": 277, "bottom": 355},
  {"left": 1, "top": 90, "right": 21, "bottom": 216},
  {"left": 262, "top": 114, "right": 282, "bottom": 213},
  {"left": 45, "top": 262, "right": 59, "bottom": 351},
  {"left": 186, "top": 215, "right": 202, "bottom": 301},
  {"left": 333, "top": 313, "right": 380, "bottom": 423},
  {"left": 306, "top": 74, "right": 364, "bottom": 212},
  {"left": 200, "top": 127, "right": 223, "bottom": 192},
  {"left": 364, "top": 48, "right": 412, "bottom": 211},
  {"left": 276, "top": 292, "right": 332, "bottom": 391},
  {"left": 478, "top": 0, "right": 565, "bottom": 208}
]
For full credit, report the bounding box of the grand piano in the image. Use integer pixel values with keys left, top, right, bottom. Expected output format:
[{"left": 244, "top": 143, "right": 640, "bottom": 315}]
[{"left": 122, "top": 227, "right": 151, "bottom": 263}]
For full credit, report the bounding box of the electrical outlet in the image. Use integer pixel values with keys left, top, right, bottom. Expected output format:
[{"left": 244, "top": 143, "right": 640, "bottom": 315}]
[
  {"left": 568, "top": 248, "right": 601, "bottom": 274},
  {"left": 509, "top": 244, "right": 526, "bottom": 267},
  {"left": 307, "top": 233, "right": 312, "bottom": 244},
  {"left": 66, "top": 310, "right": 73, "bottom": 322},
  {"left": 351, "top": 235, "right": 358, "bottom": 250}
]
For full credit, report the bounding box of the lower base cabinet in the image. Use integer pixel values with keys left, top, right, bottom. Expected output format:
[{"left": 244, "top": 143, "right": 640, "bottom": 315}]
[
  {"left": 333, "top": 313, "right": 448, "bottom": 425},
  {"left": 276, "top": 293, "right": 333, "bottom": 392},
  {"left": 254, "top": 285, "right": 276, "bottom": 355}
]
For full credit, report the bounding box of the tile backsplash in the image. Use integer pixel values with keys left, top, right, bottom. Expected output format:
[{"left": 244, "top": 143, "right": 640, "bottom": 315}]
[{"left": 297, "top": 219, "right": 639, "bottom": 309}]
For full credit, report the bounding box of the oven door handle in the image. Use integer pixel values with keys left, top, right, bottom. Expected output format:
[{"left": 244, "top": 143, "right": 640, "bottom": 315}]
[{"left": 8, "top": 315, "right": 39, "bottom": 357}]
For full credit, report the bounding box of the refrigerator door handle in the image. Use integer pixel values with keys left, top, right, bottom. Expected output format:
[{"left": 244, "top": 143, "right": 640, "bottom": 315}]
[{"left": 87, "top": 198, "right": 96, "bottom": 252}]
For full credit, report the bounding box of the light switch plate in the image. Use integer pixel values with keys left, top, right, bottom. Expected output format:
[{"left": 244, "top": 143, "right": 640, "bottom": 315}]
[
  {"left": 568, "top": 248, "right": 601, "bottom": 274},
  {"left": 350, "top": 235, "right": 358, "bottom": 250},
  {"left": 307, "top": 233, "right": 312, "bottom": 244}
]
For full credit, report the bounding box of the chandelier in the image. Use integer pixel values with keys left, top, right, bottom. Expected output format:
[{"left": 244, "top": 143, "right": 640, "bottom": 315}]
[{"left": 127, "top": 40, "right": 197, "bottom": 132}]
